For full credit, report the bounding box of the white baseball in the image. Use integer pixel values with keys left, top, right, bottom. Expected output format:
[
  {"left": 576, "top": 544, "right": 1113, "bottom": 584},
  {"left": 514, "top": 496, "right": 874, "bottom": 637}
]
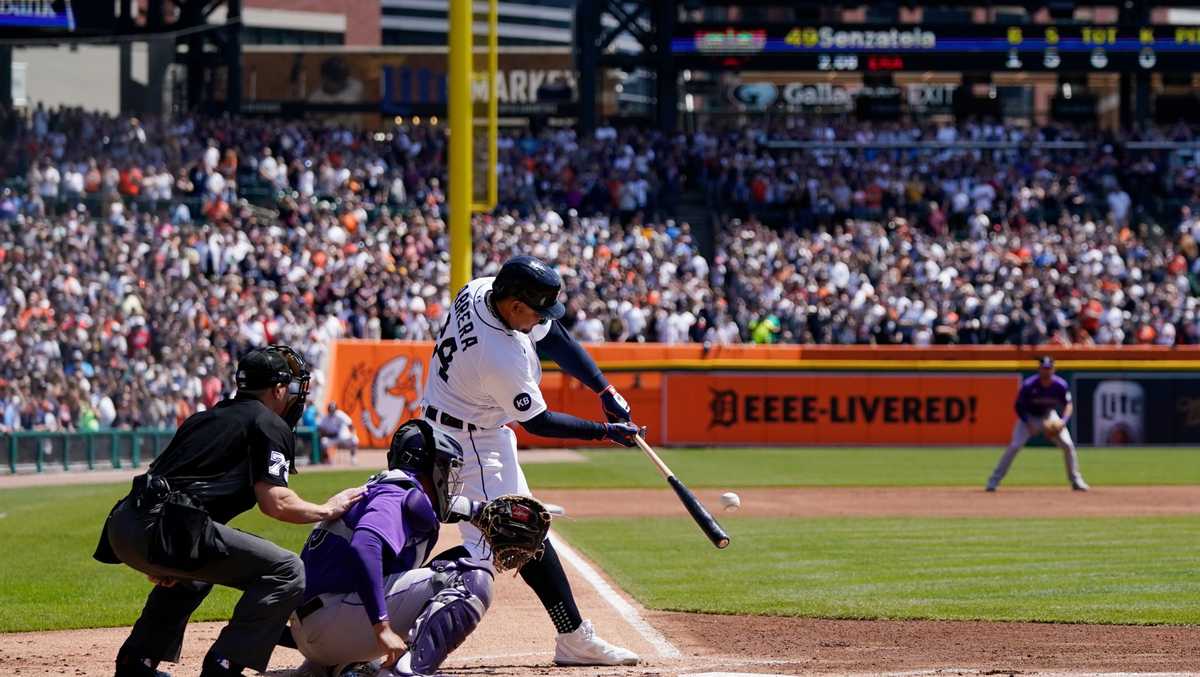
[{"left": 719, "top": 492, "right": 741, "bottom": 511}]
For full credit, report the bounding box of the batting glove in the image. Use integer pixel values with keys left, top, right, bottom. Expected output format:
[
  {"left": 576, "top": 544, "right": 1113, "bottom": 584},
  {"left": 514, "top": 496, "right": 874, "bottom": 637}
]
[
  {"left": 603, "top": 421, "right": 645, "bottom": 447},
  {"left": 600, "top": 384, "right": 632, "bottom": 423}
]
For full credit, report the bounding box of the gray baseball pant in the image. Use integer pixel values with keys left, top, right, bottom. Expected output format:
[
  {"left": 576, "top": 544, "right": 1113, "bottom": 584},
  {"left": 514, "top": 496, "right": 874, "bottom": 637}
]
[
  {"left": 291, "top": 558, "right": 493, "bottom": 670},
  {"left": 988, "top": 418, "right": 1084, "bottom": 488}
]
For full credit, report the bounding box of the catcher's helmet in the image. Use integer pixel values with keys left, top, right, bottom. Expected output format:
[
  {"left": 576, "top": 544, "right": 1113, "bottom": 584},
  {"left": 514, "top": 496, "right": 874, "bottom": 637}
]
[
  {"left": 491, "top": 255, "right": 565, "bottom": 320},
  {"left": 236, "top": 345, "right": 311, "bottom": 427},
  {"left": 388, "top": 419, "right": 464, "bottom": 520}
]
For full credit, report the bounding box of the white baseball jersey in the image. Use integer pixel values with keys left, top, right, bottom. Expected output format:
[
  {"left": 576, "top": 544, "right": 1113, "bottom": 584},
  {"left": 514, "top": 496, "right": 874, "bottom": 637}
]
[{"left": 421, "top": 277, "right": 552, "bottom": 429}]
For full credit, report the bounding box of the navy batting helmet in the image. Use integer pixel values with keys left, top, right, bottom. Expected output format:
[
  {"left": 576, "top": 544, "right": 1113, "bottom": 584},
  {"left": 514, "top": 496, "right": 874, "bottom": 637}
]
[
  {"left": 491, "top": 255, "right": 566, "bottom": 320},
  {"left": 388, "top": 419, "right": 464, "bottom": 520}
]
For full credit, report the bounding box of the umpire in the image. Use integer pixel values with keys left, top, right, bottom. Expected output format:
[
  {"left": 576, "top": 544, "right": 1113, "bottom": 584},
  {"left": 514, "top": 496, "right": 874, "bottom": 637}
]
[{"left": 94, "top": 345, "right": 364, "bottom": 677}]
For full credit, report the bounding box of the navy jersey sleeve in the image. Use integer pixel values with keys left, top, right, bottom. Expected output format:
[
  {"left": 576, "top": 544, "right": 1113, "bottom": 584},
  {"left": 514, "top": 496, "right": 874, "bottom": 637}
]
[
  {"left": 249, "top": 412, "right": 295, "bottom": 487},
  {"left": 535, "top": 320, "right": 608, "bottom": 392}
]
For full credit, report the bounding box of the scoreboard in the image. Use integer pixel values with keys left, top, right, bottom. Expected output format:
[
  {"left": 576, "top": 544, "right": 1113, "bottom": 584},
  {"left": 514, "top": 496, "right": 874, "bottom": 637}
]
[
  {"left": 0, "top": 0, "right": 118, "bottom": 38},
  {"left": 0, "top": 0, "right": 74, "bottom": 31},
  {"left": 672, "top": 23, "right": 1200, "bottom": 71}
]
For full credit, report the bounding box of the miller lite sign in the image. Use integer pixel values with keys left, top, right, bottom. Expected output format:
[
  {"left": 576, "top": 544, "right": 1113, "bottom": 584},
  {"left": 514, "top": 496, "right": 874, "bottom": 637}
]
[{"left": 1092, "top": 380, "right": 1145, "bottom": 446}]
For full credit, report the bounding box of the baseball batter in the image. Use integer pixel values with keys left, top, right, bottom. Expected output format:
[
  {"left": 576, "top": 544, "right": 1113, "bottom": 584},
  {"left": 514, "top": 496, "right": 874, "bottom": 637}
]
[
  {"left": 420, "top": 255, "right": 644, "bottom": 666},
  {"left": 987, "top": 356, "right": 1089, "bottom": 492}
]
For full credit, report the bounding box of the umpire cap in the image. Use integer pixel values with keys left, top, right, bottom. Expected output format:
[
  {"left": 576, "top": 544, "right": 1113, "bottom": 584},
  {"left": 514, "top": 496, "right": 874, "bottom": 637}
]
[
  {"left": 492, "top": 255, "right": 566, "bottom": 320},
  {"left": 236, "top": 345, "right": 310, "bottom": 392}
]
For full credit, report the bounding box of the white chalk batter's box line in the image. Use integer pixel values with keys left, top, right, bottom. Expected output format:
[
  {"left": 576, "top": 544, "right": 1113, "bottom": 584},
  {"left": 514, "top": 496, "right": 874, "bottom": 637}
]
[{"left": 549, "top": 532, "right": 683, "bottom": 659}]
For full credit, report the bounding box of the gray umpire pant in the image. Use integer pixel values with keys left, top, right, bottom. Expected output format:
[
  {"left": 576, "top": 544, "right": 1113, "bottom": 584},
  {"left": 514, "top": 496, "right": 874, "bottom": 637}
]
[{"left": 106, "top": 500, "right": 305, "bottom": 672}]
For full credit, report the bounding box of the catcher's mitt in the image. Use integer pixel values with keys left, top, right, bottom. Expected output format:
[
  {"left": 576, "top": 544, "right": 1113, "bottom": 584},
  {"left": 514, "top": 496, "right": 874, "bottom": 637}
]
[{"left": 474, "top": 494, "right": 552, "bottom": 572}]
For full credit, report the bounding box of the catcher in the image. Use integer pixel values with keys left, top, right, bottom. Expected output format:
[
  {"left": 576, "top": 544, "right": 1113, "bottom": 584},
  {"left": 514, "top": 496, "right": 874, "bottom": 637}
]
[
  {"left": 987, "top": 356, "right": 1089, "bottom": 492},
  {"left": 287, "top": 418, "right": 551, "bottom": 677}
]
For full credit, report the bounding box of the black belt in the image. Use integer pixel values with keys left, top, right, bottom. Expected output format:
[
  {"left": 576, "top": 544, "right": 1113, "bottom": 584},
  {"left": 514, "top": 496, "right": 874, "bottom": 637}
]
[
  {"left": 296, "top": 596, "right": 323, "bottom": 621},
  {"left": 424, "top": 406, "right": 477, "bottom": 432}
]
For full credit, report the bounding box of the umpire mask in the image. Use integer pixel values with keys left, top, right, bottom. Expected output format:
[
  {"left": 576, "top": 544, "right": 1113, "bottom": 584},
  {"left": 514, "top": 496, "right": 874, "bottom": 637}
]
[
  {"left": 236, "top": 345, "right": 311, "bottom": 429},
  {"left": 388, "top": 419, "right": 464, "bottom": 521}
]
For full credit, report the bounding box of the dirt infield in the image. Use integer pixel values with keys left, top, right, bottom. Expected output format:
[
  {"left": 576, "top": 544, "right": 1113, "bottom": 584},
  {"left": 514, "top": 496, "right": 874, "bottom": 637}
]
[
  {"left": 5, "top": 486, "right": 1199, "bottom": 676},
  {"left": 535, "top": 485, "right": 1200, "bottom": 519}
]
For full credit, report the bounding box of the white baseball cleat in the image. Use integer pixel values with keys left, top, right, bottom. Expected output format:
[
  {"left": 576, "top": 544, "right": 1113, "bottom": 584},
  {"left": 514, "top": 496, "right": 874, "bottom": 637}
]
[
  {"left": 554, "top": 619, "right": 639, "bottom": 666},
  {"left": 1072, "top": 479, "right": 1090, "bottom": 491}
]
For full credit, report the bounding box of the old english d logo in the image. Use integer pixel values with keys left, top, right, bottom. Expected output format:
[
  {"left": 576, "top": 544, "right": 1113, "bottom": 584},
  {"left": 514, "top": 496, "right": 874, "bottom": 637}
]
[{"left": 709, "top": 389, "right": 738, "bottom": 428}]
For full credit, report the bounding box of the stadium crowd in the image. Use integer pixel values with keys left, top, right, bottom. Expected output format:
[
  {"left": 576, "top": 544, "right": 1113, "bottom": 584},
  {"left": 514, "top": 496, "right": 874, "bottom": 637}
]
[{"left": 2, "top": 105, "right": 1200, "bottom": 430}]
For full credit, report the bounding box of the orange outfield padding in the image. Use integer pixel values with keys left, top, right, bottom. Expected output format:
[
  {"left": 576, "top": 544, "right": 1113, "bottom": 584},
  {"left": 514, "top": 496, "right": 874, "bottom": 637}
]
[
  {"left": 326, "top": 340, "right": 1199, "bottom": 448},
  {"left": 663, "top": 373, "right": 1017, "bottom": 445}
]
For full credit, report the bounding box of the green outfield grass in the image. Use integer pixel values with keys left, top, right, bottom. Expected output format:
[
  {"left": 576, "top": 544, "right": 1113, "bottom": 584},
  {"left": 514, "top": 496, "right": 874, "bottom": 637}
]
[
  {"left": 523, "top": 446, "right": 1200, "bottom": 488},
  {"left": 0, "top": 446, "right": 1197, "bottom": 632},
  {"left": 0, "top": 477, "right": 365, "bottom": 633},
  {"left": 554, "top": 516, "right": 1200, "bottom": 625}
]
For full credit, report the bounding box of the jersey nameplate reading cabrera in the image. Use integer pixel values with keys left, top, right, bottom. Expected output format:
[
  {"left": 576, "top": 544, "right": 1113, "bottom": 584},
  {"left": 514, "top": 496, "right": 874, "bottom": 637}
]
[
  {"left": 434, "top": 286, "right": 481, "bottom": 383},
  {"left": 422, "top": 278, "right": 551, "bottom": 429}
]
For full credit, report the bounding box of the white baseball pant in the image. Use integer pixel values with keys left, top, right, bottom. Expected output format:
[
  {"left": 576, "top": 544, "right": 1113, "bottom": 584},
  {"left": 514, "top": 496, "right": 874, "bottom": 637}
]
[
  {"left": 988, "top": 417, "right": 1085, "bottom": 489},
  {"left": 429, "top": 421, "right": 531, "bottom": 560}
]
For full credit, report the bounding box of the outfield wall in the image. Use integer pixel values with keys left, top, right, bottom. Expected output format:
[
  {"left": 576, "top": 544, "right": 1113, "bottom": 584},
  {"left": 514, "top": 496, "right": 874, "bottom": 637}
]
[{"left": 326, "top": 341, "right": 1200, "bottom": 448}]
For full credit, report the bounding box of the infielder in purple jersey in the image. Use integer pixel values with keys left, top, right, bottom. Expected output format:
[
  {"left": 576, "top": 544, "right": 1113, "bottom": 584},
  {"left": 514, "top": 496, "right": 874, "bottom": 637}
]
[
  {"left": 987, "top": 356, "right": 1089, "bottom": 492},
  {"left": 287, "top": 419, "right": 494, "bottom": 677}
]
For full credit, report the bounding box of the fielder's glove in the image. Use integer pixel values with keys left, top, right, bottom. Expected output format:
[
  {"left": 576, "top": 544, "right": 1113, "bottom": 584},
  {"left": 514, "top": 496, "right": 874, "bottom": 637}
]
[
  {"left": 600, "top": 385, "right": 632, "bottom": 423},
  {"left": 1043, "top": 415, "right": 1065, "bottom": 435},
  {"left": 473, "top": 495, "right": 552, "bottom": 572},
  {"left": 603, "top": 421, "right": 645, "bottom": 447}
]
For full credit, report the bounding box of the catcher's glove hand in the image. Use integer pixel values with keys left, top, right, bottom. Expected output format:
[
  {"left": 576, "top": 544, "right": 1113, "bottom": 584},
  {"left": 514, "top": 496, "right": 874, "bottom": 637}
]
[{"left": 473, "top": 494, "right": 552, "bottom": 573}]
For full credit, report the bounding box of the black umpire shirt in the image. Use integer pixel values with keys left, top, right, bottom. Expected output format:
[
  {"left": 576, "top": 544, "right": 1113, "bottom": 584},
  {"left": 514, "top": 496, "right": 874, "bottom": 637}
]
[{"left": 147, "top": 396, "right": 295, "bottom": 524}]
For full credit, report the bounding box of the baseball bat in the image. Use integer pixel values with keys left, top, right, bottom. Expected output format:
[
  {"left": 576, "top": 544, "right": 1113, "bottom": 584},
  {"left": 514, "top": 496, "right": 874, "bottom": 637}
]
[{"left": 633, "top": 435, "right": 730, "bottom": 549}]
